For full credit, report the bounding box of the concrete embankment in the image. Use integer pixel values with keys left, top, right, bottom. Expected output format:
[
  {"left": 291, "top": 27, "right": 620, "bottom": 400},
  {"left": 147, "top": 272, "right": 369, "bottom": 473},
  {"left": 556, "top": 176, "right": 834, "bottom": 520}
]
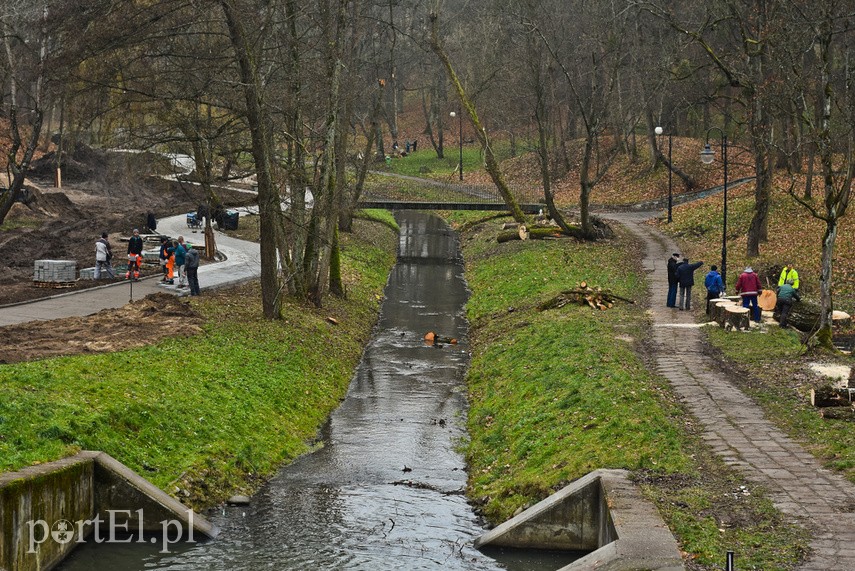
[{"left": 0, "top": 451, "right": 216, "bottom": 571}]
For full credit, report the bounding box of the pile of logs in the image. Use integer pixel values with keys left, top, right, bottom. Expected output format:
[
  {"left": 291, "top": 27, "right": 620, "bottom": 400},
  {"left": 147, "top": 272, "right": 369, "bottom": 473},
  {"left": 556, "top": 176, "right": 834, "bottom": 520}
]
[
  {"left": 709, "top": 298, "right": 751, "bottom": 330},
  {"left": 808, "top": 367, "right": 855, "bottom": 421},
  {"left": 811, "top": 382, "right": 855, "bottom": 421},
  {"left": 538, "top": 282, "right": 634, "bottom": 311}
]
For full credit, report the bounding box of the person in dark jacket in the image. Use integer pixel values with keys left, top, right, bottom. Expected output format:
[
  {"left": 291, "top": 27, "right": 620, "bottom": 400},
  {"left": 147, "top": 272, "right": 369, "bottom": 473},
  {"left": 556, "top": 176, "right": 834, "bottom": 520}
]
[
  {"left": 704, "top": 265, "right": 725, "bottom": 315},
  {"left": 676, "top": 257, "right": 704, "bottom": 310},
  {"left": 125, "top": 228, "right": 144, "bottom": 280},
  {"left": 666, "top": 253, "right": 681, "bottom": 308},
  {"left": 185, "top": 244, "right": 201, "bottom": 296},
  {"left": 776, "top": 279, "right": 801, "bottom": 328}
]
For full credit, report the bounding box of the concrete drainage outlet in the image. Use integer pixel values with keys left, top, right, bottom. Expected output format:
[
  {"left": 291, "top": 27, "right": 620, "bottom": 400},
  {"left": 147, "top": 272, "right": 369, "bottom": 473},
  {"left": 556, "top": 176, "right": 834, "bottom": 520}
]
[{"left": 474, "top": 469, "right": 684, "bottom": 571}]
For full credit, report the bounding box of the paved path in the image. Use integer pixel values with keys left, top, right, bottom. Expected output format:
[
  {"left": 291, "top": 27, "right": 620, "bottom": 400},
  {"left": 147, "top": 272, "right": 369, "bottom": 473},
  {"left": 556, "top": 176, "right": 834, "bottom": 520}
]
[
  {"left": 0, "top": 212, "right": 260, "bottom": 327},
  {"left": 608, "top": 212, "right": 855, "bottom": 570}
]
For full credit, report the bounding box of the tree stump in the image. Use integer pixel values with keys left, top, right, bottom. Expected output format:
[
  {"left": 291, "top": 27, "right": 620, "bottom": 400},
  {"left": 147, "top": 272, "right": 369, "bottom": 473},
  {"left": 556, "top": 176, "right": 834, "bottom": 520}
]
[
  {"left": 710, "top": 299, "right": 737, "bottom": 323},
  {"left": 719, "top": 305, "right": 750, "bottom": 331}
]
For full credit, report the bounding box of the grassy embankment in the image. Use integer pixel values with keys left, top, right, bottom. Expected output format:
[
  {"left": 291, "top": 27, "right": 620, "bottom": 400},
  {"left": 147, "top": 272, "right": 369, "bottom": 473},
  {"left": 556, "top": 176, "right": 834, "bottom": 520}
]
[
  {"left": 0, "top": 218, "right": 397, "bottom": 508},
  {"left": 447, "top": 211, "right": 807, "bottom": 570}
]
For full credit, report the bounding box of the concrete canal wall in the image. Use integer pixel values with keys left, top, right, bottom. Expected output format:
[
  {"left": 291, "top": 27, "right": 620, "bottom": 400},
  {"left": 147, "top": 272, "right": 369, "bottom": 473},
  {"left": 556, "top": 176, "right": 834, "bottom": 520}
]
[{"left": 0, "top": 451, "right": 216, "bottom": 571}]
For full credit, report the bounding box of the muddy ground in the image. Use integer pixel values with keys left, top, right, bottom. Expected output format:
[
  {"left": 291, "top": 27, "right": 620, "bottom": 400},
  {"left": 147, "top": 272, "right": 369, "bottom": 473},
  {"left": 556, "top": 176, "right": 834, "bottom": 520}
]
[
  {"left": 0, "top": 146, "right": 255, "bottom": 305},
  {"left": 0, "top": 293, "right": 204, "bottom": 364}
]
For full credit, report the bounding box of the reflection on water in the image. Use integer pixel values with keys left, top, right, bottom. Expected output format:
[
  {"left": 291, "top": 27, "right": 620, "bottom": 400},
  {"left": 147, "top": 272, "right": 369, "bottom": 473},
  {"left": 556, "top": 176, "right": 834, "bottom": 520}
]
[{"left": 61, "top": 212, "right": 580, "bottom": 570}]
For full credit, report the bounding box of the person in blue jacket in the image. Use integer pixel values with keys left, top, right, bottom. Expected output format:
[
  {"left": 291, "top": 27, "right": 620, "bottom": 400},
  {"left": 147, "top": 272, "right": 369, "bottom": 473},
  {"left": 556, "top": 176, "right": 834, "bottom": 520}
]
[
  {"left": 676, "top": 257, "right": 704, "bottom": 311},
  {"left": 704, "top": 265, "right": 725, "bottom": 315}
]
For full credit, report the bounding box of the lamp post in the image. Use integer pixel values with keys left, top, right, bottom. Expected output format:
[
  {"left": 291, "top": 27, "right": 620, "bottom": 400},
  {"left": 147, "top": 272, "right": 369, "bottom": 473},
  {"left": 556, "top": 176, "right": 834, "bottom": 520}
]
[
  {"left": 700, "top": 128, "right": 728, "bottom": 288},
  {"left": 654, "top": 126, "right": 673, "bottom": 223},
  {"left": 449, "top": 108, "right": 463, "bottom": 181}
]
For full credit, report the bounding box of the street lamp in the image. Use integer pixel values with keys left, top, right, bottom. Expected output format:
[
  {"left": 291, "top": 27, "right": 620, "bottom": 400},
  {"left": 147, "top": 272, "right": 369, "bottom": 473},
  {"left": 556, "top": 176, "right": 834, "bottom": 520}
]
[
  {"left": 654, "top": 126, "right": 673, "bottom": 223},
  {"left": 700, "top": 128, "right": 728, "bottom": 288},
  {"left": 449, "top": 108, "right": 463, "bottom": 181}
]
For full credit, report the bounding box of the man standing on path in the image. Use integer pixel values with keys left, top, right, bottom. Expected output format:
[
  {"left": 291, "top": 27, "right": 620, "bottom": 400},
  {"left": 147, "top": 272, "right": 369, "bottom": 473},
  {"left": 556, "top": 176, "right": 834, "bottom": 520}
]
[
  {"left": 735, "top": 266, "right": 763, "bottom": 322},
  {"left": 704, "top": 265, "right": 724, "bottom": 315},
  {"left": 666, "top": 253, "right": 681, "bottom": 308},
  {"left": 676, "top": 257, "right": 704, "bottom": 310},
  {"left": 185, "top": 243, "right": 201, "bottom": 296},
  {"left": 94, "top": 232, "right": 115, "bottom": 279}
]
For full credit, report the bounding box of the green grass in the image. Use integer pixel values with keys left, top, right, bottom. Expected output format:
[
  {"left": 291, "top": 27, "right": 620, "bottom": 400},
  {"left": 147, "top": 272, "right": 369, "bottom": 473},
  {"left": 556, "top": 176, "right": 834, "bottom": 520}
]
[
  {"left": 0, "top": 217, "right": 42, "bottom": 231},
  {"left": 456, "top": 214, "right": 807, "bottom": 569},
  {"left": 0, "top": 220, "right": 397, "bottom": 508},
  {"left": 382, "top": 144, "right": 515, "bottom": 179}
]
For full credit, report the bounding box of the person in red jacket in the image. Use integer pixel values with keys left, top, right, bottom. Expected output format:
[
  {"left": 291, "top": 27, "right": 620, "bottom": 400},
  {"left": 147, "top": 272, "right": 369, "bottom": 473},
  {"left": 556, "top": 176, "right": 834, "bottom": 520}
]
[{"left": 735, "top": 266, "right": 763, "bottom": 322}]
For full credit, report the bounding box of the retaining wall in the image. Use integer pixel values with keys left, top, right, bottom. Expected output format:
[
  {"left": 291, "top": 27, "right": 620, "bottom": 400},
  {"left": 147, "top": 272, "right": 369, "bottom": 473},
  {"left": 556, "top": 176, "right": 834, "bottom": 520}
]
[{"left": 0, "top": 451, "right": 216, "bottom": 571}]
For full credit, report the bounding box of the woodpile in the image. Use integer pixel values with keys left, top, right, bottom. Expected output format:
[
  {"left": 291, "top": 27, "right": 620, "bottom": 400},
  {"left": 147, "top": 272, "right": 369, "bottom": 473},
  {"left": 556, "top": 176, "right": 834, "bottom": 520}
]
[
  {"left": 810, "top": 383, "right": 855, "bottom": 421},
  {"left": 709, "top": 299, "right": 750, "bottom": 331},
  {"left": 538, "top": 282, "right": 635, "bottom": 311}
]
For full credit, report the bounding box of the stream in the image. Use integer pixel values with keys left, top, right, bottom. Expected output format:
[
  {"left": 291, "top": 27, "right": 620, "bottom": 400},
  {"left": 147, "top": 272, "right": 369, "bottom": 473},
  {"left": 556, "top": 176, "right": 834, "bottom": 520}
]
[{"left": 60, "top": 212, "right": 580, "bottom": 570}]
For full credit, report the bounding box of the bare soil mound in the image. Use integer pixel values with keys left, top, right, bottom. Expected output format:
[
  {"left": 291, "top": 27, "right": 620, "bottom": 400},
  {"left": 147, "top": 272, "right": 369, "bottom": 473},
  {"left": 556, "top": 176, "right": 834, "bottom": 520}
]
[
  {"left": 0, "top": 146, "right": 255, "bottom": 305},
  {"left": 0, "top": 292, "right": 203, "bottom": 363}
]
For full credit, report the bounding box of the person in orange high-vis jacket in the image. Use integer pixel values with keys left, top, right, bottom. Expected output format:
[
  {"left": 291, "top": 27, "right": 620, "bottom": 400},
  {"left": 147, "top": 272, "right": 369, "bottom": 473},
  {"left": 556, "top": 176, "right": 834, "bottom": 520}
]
[{"left": 166, "top": 248, "right": 175, "bottom": 281}]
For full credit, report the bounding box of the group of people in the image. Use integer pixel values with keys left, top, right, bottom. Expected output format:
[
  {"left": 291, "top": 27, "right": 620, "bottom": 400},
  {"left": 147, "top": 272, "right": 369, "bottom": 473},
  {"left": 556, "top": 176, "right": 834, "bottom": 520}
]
[
  {"left": 667, "top": 253, "right": 801, "bottom": 327},
  {"left": 94, "top": 229, "right": 201, "bottom": 296},
  {"left": 158, "top": 235, "right": 200, "bottom": 296},
  {"left": 666, "top": 253, "right": 705, "bottom": 311}
]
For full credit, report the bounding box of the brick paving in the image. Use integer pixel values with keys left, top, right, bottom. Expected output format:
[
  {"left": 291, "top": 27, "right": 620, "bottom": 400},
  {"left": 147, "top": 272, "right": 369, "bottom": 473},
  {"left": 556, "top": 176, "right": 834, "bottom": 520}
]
[{"left": 613, "top": 213, "right": 855, "bottom": 570}]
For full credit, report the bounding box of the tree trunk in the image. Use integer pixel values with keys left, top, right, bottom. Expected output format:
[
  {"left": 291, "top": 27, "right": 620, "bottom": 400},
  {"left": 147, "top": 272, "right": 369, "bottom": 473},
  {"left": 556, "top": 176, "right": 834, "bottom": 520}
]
[
  {"left": 428, "top": 12, "right": 526, "bottom": 224},
  {"left": 220, "top": 0, "right": 282, "bottom": 319}
]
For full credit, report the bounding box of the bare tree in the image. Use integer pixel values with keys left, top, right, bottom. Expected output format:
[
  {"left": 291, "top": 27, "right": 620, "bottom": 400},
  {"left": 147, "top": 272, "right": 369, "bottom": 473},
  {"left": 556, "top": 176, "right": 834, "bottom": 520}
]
[
  {"left": 0, "top": 2, "right": 50, "bottom": 224},
  {"left": 428, "top": 9, "right": 526, "bottom": 224},
  {"left": 783, "top": 3, "right": 853, "bottom": 347}
]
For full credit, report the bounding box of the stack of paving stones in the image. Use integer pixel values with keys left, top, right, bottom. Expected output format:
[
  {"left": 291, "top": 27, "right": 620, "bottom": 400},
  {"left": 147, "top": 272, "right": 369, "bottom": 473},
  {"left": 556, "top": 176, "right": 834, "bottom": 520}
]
[
  {"left": 79, "top": 267, "right": 97, "bottom": 280},
  {"left": 33, "top": 259, "right": 77, "bottom": 283}
]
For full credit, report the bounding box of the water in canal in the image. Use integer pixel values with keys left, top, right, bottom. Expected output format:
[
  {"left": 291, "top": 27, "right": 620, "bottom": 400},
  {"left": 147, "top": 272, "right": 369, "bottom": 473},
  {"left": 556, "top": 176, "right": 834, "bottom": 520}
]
[{"left": 61, "top": 212, "right": 582, "bottom": 570}]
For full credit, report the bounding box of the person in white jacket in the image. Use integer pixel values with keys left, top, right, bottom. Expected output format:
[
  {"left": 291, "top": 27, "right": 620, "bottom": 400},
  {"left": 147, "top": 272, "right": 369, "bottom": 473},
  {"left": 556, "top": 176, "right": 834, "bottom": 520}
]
[{"left": 94, "top": 232, "right": 115, "bottom": 279}]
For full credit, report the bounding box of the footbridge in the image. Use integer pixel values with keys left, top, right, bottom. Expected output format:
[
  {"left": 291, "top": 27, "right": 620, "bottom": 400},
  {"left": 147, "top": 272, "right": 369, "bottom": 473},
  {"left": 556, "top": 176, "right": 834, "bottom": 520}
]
[{"left": 357, "top": 172, "right": 543, "bottom": 213}]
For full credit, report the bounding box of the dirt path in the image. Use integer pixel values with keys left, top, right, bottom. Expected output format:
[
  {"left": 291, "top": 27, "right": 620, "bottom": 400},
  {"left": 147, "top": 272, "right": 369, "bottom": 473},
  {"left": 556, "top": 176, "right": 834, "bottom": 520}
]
[{"left": 608, "top": 211, "right": 855, "bottom": 570}]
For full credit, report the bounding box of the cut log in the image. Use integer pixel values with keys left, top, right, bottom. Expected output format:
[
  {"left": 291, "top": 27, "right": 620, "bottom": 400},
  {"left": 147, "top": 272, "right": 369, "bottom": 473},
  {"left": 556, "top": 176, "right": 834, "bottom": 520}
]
[
  {"left": 718, "top": 305, "right": 750, "bottom": 331},
  {"left": 811, "top": 385, "right": 853, "bottom": 407},
  {"left": 501, "top": 222, "right": 520, "bottom": 230},
  {"left": 833, "top": 310, "right": 852, "bottom": 327},
  {"left": 710, "top": 299, "right": 737, "bottom": 323},
  {"left": 497, "top": 227, "right": 571, "bottom": 243},
  {"left": 518, "top": 225, "right": 529, "bottom": 241},
  {"left": 773, "top": 300, "right": 852, "bottom": 332},
  {"left": 819, "top": 407, "right": 855, "bottom": 421},
  {"left": 758, "top": 290, "right": 777, "bottom": 311}
]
